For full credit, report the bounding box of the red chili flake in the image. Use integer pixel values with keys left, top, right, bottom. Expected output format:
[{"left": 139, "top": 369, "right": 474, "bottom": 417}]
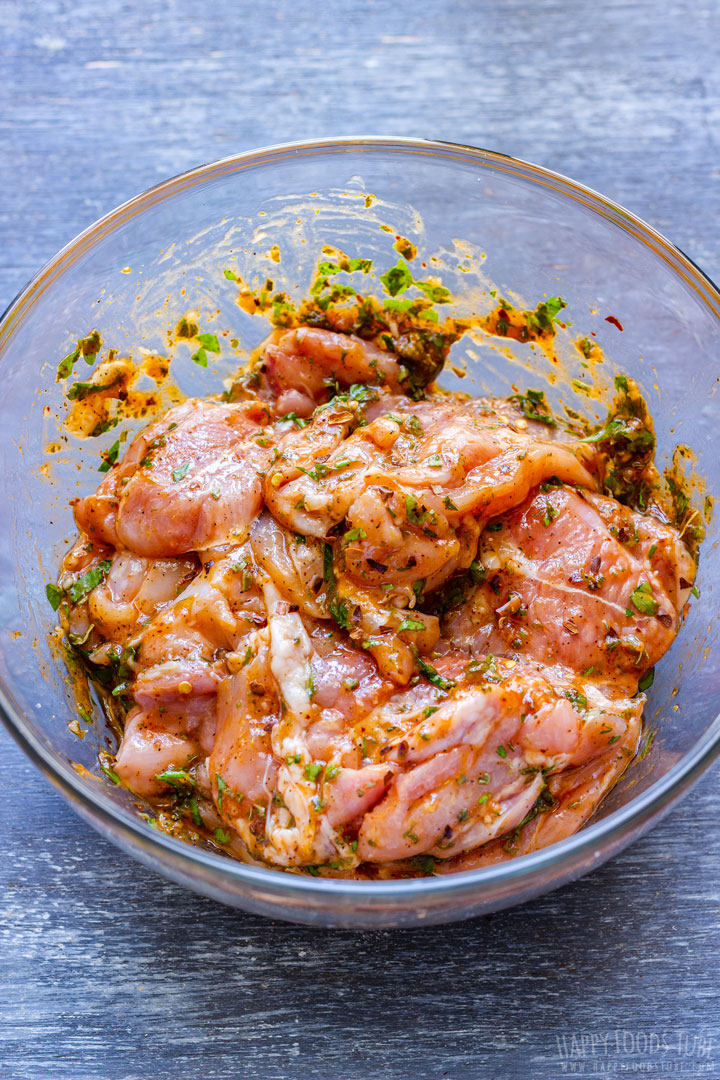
[{"left": 604, "top": 315, "right": 624, "bottom": 332}]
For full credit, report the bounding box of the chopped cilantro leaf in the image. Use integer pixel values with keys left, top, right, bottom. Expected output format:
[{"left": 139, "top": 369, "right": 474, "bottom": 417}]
[
  {"left": 189, "top": 798, "right": 203, "bottom": 827},
  {"left": 197, "top": 332, "right": 220, "bottom": 354},
  {"left": 46, "top": 583, "right": 63, "bottom": 611},
  {"left": 172, "top": 462, "right": 191, "bottom": 482},
  {"left": 278, "top": 411, "right": 308, "bottom": 428},
  {"left": 630, "top": 581, "right": 659, "bottom": 616},
  {"left": 510, "top": 387, "right": 556, "bottom": 426},
  {"left": 67, "top": 560, "right": 112, "bottom": 605},
  {"left": 413, "top": 649, "right": 456, "bottom": 691},
  {"left": 384, "top": 296, "right": 415, "bottom": 314},
  {"left": 343, "top": 527, "right": 367, "bottom": 547},
  {"left": 415, "top": 281, "right": 451, "bottom": 304},
  {"left": 56, "top": 330, "right": 102, "bottom": 380},
  {"left": 67, "top": 373, "right": 122, "bottom": 401},
  {"left": 155, "top": 769, "right": 195, "bottom": 790},
  {"left": 638, "top": 667, "right": 655, "bottom": 693},
  {"left": 380, "top": 259, "right": 414, "bottom": 297},
  {"left": 98, "top": 439, "right": 120, "bottom": 473}
]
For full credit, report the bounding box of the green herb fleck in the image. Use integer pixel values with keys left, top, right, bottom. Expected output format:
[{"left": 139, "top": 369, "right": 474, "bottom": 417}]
[
  {"left": 638, "top": 667, "right": 655, "bottom": 693},
  {"left": 510, "top": 388, "right": 556, "bottom": 427},
  {"left": 343, "top": 527, "right": 367, "bottom": 547},
  {"left": 46, "top": 583, "right": 64, "bottom": 611},
  {"left": 197, "top": 332, "right": 220, "bottom": 353},
  {"left": 172, "top": 462, "right": 191, "bottom": 482},
  {"left": 155, "top": 769, "right": 194, "bottom": 790},
  {"left": 101, "top": 763, "right": 121, "bottom": 785},
  {"left": 323, "top": 543, "right": 351, "bottom": 630},
  {"left": 380, "top": 259, "right": 414, "bottom": 297},
  {"left": 637, "top": 729, "right": 656, "bottom": 761},
  {"left": 189, "top": 797, "right": 203, "bottom": 827},
  {"left": 67, "top": 560, "right": 112, "bottom": 605},
  {"left": 630, "top": 581, "right": 659, "bottom": 616},
  {"left": 98, "top": 439, "right": 120, "bottom": 473},
  {"left": 413, "top": 649, "right": 456, "bottom": 692},
  {"left": 57, "top": 330, "right": 102, "bottom": 380},
  {"left": 67, "top": 373, "right": 122, "bottom": 401}
]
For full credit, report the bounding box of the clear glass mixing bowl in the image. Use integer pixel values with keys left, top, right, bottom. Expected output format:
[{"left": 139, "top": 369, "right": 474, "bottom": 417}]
[{"left": 1, "top": 137, "right": 718, "bottom": 928}]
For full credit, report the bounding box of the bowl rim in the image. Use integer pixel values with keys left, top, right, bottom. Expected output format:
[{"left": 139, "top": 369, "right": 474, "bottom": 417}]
[{"left": 2, "top": 134, "right": 720, "bottom": 905}]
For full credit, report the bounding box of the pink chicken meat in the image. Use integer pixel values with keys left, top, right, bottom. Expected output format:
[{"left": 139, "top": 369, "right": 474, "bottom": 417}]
[{"left": 56, "top": 322, "right": 696, "bottom": 877}]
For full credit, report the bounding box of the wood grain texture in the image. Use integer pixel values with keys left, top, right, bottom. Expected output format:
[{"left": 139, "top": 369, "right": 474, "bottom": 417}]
[{"left": 2, "top": 1, "right": 720, "bottom": 1077}]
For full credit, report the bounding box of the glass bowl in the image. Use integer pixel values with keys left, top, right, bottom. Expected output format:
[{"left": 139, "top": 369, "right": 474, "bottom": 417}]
[{"left": 1, "top": 137, "right": 719, "bottom": 929}]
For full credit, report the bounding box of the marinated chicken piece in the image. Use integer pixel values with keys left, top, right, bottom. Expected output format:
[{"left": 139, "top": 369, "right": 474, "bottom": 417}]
[
  {"left": 208, "top": 583, "right": 396, "bottom": 866},
  {"left": 208, "top": 628, "right": 280, "bottom": 833},
  {"left": 88, "top": 552, "right": 198, "bottom": 642},
  {"left": 444, "top": 483, "right": 693, "bottom": 695},
  {"left": 75, "top": 398, "right": 272, "bottom": 556},
  {"left": 435, "top": 705, "right": 642, "bottom": 872},
  {"left": 57, "top": 537, "right": 198, "bottom": 649},
  {"left": 196, "top": 641, "right": 640, "bottom": 868},
  {"left": 265, "top": 393, "right": 601, "bottom": 683},
  {"left": 258, "top": 326, "right": 404, "bottom": 416},
  {"left": 262, "top": 389, "right": 382, "bottom": 537},
  {"left": 354, "top": 659, "right": 640, "bottom": 862},
  {"left": 583, "top": 490, "right": 696, "bottom": 612},
  {"left": 97, "top": 546, "right": 269, "bottom": 799},
  {"left": 266, "top": 394, "right": 599, "bottom": 539},
  {"left": 133, "top": 546, "right": 265, "bottom": 669},
  {"left": 114, "top": 706, "right": 204, "bottom": 797},
  {"left": 250, "top": 512, "right": 328, "bottom": 618}
]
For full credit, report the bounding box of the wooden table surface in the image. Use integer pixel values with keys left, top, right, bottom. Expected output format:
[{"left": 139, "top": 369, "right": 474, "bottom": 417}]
[{"left": 2, "top": 2, "right": 720, "bottom": 1077}]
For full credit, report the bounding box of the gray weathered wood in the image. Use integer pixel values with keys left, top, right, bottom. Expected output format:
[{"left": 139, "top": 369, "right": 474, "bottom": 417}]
[{"left": 2, "top": 0, "right": 720, "bottom": 1077}]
